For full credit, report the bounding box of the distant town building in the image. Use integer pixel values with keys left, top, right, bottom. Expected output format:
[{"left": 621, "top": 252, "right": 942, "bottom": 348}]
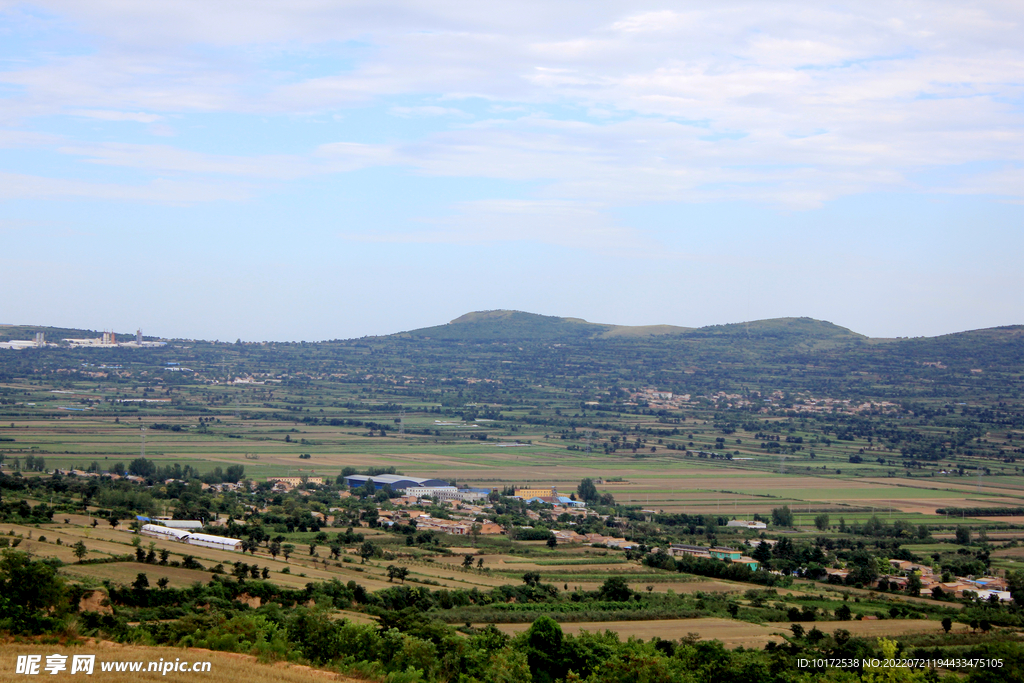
[
  {"left": 268, "top": 476, "right": 324, "bottom": 486},
  {"left": 514, "top": 487, "right": 557, "bottom": 499},
  {"left": 343, "top": 474, "right": 449, "bottom": 490},
  {"left": 726, "top": 520, "right": 767, "bottom": 529}
]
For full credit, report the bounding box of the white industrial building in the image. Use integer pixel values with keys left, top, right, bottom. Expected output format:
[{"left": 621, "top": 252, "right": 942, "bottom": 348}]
[
  {"left": 403, "top": 486, "right": 488, "bottom": 502},
  {"left": 726, "top": 520, "right": 767, "bottom": 529},
  {"left": 140, "top": 524, "right": 192, "bottom": 542},
  {"left": 155, "top": 519, "right": 204, "bottom": 529}
]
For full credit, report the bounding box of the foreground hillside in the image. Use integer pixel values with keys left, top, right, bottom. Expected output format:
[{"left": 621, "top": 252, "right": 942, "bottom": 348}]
[{"left": 0, "top": 640, "right": 359, "bottom": 683}]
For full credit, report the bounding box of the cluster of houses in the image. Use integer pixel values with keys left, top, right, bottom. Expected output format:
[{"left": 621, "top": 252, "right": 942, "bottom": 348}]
[
  {"left": 513, "top": 486, "right": 587, "bottom": 508},
  {"left": 376, "top": 504, "right": 503, "bottom": 537},
  {"left": 825, "top": 559, "right": 1012, "bottom": 601},
  {"left": 552, "top": 529, "right": 638, "bottom": 549},
  {"left": 668, "top": 543, "right": 761, "bottom": 571}
]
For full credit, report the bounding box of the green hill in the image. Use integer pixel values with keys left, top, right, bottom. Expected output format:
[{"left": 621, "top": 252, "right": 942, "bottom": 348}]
[
  {"left": 395, "top": 310, "right": 610, "bottom": 341},
  {"left": 394, "top": 310, "right": 695, "bottom": 342},
  {"left": 394, "top": 310, "right": 860, "bottom": 349}
]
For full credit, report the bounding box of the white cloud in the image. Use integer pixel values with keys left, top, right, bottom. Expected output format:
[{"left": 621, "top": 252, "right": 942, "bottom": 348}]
[
  {"left": 0, "top": 171, "right": 252, "bottom": 203},
  {"left": 390, "top": 105, "right": 471, "bottom": 118},
  {"left": 1, "top": 1, "right": 1023, "bottom": 209},
  {"left": 67, "top": 109, "right": 164, "bottom": 123},
  {"left": 58, "top": 143, "right": 316, "bottom": 179},
  {"left": 0, "top": 129, "right": 62, "bottom": 147},
  {"left": 341, "top": 199, "right": 657, "bottom": 253}
]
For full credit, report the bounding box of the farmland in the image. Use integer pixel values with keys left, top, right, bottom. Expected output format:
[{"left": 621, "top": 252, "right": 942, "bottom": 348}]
[{"left": 2, "top": 311, "right": 1024, "bottom": 681}]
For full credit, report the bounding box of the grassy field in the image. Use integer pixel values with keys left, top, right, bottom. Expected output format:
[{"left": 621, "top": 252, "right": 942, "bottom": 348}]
[
  {"left": 7, "top": 411, "right": 1023, "bottom": 529},
  {"left": 483, "top": 617, "right": 970, "bottom": 649},
  {"left": 0, "top": 641, "right": 361, "bottom": 683}
]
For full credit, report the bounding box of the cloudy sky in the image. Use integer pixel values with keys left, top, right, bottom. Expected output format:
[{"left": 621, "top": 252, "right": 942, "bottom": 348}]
[{"left": 1, "top": 1, "right": 1022, "bottom": 341}]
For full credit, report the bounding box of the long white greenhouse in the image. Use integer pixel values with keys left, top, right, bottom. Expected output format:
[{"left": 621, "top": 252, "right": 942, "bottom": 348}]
[
  {"left": 185, "top": 533, "right": 243, "bottom": 552},
  {"left": 140, "top": 524, "right": 192, "bottom": 542}
]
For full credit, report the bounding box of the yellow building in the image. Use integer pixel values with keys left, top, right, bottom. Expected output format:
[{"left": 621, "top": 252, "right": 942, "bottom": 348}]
[
  {"left": 514, "top": 487, "right": 557, "bottom": 499},
  {"left": 268, "top": 476, "right": 324, "bottom": 486}
]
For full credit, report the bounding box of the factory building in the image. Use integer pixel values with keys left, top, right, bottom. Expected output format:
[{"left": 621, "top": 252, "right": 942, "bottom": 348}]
[
  {"left": 514, "top": 487, "right": 558, "bottom": 499},
  {"left": 726, "top": 520, "right": 767, "bottom": 530},
  {"left": 344, "top": 474, "right": 450, "bottom": 490}
]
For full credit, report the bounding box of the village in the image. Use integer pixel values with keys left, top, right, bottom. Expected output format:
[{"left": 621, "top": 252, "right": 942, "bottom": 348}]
[{"left": 85, "top": 467, "right": 1009, "bottom": 609}]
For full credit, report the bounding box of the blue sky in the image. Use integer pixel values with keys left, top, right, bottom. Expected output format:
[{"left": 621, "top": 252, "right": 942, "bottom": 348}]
[{"left": 1, "top": 1, "right": 1023, "bottom": 341}]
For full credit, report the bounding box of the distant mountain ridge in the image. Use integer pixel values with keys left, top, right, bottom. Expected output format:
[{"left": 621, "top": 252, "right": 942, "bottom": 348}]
[
  {"left": 394, "top": 309, "right": 864, "bottom": 346},
  {"left": 0, "top": 324, "right": 138, "bottom": 342}
]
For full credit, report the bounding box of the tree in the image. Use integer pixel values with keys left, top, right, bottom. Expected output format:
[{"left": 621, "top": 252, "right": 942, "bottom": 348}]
[
  {"left": 771, "top": 506, "right": 793, "bottom": 527},
  {"left": 836, "top": 604, "right": 852, "bottom": 621},
  {"left": 522, "top": 571, "right": 542, "bottom": 587},
  {"left": 525, "top": 616, "right": 565, "bottom": 683},
  {"left": 577, "top": 478, "right": 599, "bottom": 503},
  {"left": 814, "top": 513, "right": 830, "bottom": 531},
  {"left": 269, "top": 541, "right": 281, "bottom": 559},
  {"left": 359, "top": 541, "right": 376, "bottom": 563},
  {"left": 463, "top": 554, "right": 474, "bottom": 568},
  {"left": 132, "top": 572, "right": 149, "bottom": 591},
  {"left": 790, "top": 623, "right": 805, "bottom": 639},
  {"left": 128, "top": 457, "right": 155, "bottom": 477},
  {"left": 546, "top": 535, "right": 558, "bottom": 549},
  {"left": 955, "top": 526, "right": 972, "bottom": 545},
  {"left": 282, "top": 544, "right": 295, "bottom": 561},
  {"left": 72, "top": 541, "right": 88, "bottom": 563},
  {"left": 156, "top": 577, "right": 169, "bottom": 590},
  {"left": 752, "top": 541, "right": 772, "bottom": 565},
  {"left": 1007, "top": 569, "right": 1024, "bottom": 606},
  {"left": 0, "top": 551, "right": 66, "bottom": 633},
  {"left": 941, "top": 617, "right": 952, "bottom": 633},
  {"left": 598, "top": 576, "right": 632, "bottom": 601},
  {"left": 387, "top": 565, "right": 400, "bottom": 582}
]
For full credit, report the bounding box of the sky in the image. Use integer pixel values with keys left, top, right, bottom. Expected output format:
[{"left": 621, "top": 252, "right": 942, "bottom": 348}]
[{"left": 1, "top": 1, "right": 1023, "bottom": 341}]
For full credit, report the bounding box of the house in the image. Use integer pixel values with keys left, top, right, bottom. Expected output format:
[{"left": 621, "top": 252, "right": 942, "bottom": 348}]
[
  {"left": 727, "top": 520, "right": 767, "bottom": 530},
  {"left": 476, "top": 522, "right": 505, "bottom": 535},
  {"left": 709, "top": 547, "right": 743, "bottom": 561},
  {"left": 668, "top": 544, "right": 712, "bottom": 560},
  {"left": 975, "top": 590, "right": 1013, "bottom": 602}
]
